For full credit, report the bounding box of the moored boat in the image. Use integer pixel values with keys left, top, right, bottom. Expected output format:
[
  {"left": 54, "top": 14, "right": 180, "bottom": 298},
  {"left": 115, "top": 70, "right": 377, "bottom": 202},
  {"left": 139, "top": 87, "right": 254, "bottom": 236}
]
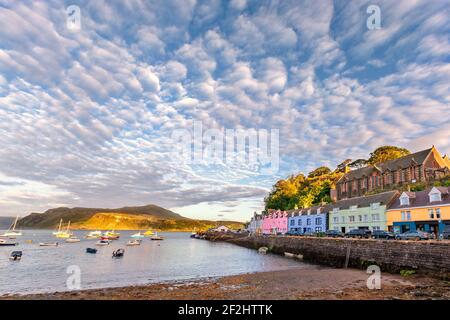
[
  {"left": 85, "top": 230, "right": 102, "bottom": 239},
  {"left": 1, "top": 216, "right": 23, "bottom": 238},
  {"left": 9, "top": 251, "right": 22, "bottom": 261},
  {"left": 143, "top": 230, "right": 154, "bottom": 237},
  {"left": 112, "top": 248, "right": 125, "bottom": 258},
  {"left": 55, "top": 221, "right": 73, "bottom": 239},
  {"left": 96, "top": 239, "right": 110, "bottom": 246},
  {"left": 39, "top": 242, "right": 59, "bottom": 247},
  {"left": 150, "top": 232, "right": 164, "bottom": 240},
  {"left": 65, "top": 237, "right": 81, "bottom": 243},
  {"left": 126, "top": 239, "right": 141, "bottom": 246},
  {"left": 131, "top": 232, "right": 144, "bottom": 238},
  {"left": 86, "top": 247, "right": 97, "bottom": 254},
  {"left": 103, "top": 230, "right": 120, "bottom": 240},
  {"left": 0, "top": 238, "right": 18, "bottom": 246}
]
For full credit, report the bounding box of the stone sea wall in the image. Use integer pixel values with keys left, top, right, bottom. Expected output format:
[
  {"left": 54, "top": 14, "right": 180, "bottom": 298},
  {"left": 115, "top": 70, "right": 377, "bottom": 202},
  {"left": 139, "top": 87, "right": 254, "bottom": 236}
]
[{"left": 206, "top": 233, "right": 450, "bottom": 278}]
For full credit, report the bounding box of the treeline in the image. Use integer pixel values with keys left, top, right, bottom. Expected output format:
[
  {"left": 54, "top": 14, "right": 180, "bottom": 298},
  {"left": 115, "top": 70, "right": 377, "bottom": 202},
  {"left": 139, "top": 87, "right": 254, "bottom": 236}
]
[{"left": 264, "top": 146, "right": 410, "bottom": 211}]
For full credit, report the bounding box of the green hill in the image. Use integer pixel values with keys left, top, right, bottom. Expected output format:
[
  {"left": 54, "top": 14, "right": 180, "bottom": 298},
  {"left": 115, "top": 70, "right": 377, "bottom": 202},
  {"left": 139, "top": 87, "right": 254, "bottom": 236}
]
[{"left": 16, "top": 205, "right": 244, "bottom": 231}]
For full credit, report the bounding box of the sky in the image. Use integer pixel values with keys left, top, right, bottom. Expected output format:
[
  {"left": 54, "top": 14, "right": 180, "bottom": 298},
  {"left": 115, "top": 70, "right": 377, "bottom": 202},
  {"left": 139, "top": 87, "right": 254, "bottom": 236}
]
[{"left": 0, "top": 0, "right": 449, "bottom": 221}]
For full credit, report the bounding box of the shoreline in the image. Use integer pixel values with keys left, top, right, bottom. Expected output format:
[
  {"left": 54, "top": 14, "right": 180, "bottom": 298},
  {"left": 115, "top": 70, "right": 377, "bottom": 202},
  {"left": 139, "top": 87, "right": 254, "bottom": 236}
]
[{"left": 3, "top": 266, "right": 449, "bottom": 300}]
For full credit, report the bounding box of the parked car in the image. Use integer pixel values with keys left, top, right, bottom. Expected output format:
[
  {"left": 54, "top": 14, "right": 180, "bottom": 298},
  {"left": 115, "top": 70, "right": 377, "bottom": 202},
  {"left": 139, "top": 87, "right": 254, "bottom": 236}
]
[
  {"left": 371, "top": 230, "right": 395, "bottom": 240},
  {"left": 286, "top": 230, "right": 301, "bottom": 236},
  {"left": 302, "top": 231, "right": 316, "bottom": 237},
  {"left": 442, "top": 225, "right": 450, "bottom": 240},
  {"left": 345, "top": 229, "right": 372, "bottom": 239},
  {"left": 395, "top": 230, "right": 430, "bottom": 241},
  {"left": 325, "top": 230, "right": 344, "bottom": 238}
]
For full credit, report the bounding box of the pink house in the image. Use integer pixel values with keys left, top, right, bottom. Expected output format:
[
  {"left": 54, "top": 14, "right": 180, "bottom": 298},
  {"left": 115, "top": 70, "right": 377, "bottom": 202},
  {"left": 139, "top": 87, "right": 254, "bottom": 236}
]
[{"left": 262, "top": 210, "right": 288, "bottom": 235}]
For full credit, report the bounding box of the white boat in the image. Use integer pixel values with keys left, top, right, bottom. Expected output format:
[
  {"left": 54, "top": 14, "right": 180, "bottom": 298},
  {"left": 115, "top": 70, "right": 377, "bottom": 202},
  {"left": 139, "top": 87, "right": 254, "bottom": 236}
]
[
  {"left": 103, "top": 230, "right": 120, "bottom": 240},
  {"left": 131, "top": 232, "right": 144, "bottom": 238},
  {"left": 52, "top": 219, "right": 64, "bottom": 236},
  {"left": 126, "top": 239, "right": 141, "bottom": 246},
  {"left": 0, "top": 238, "right": 18, "bottom": 246},
  {"left": 65, "top": 237, "right": 81, "bottom": 243},
  {"left": 96, "top": 239, "right": 111, "bottom": 246},
  {"left": 1, "top": 216, "right": 23, "bottom": 237},
  {"left": 85, "top": 230, "right": 102, "bottom": 239},
  {"left": 39, "top": 242, "right": 59, "bottom": 247},
  {"left": 150, "top": 232, "right": 164, "bottom": 241},
  {"left": 55, "top": 221, "right": 73, "bottom": 239}
]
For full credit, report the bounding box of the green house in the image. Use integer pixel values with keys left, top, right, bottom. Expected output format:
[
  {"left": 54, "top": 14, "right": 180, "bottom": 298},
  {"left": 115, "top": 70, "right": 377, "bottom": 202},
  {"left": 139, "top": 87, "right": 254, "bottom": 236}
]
[{"left": 329, "top": 191, "right": 398, "bottom": 233}]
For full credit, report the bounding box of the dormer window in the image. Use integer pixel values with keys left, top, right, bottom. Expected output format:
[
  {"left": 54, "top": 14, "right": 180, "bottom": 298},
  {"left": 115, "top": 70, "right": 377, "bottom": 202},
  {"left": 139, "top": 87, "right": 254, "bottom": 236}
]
[
  {"left": 429, "top": 187, "right": 442, "bottom": 202},
  {"left": 399, "top": 193, "right": 410, "bottom": 206},
  {"left": 370, "top": 203, "right": 380, "bottom": 210}
]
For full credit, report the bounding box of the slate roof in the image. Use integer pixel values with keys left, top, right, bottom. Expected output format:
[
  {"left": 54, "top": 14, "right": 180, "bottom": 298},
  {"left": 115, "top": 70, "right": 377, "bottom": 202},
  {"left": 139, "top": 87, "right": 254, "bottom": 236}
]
[
  {"left": 338, "top": 148, "right": 433, "bottom": 182},
  {"left": 388, "top": 187, "right": 450, "bottom": 210},
  {"left": 329, "top": 190, "right": 399, "bottom": 210}
]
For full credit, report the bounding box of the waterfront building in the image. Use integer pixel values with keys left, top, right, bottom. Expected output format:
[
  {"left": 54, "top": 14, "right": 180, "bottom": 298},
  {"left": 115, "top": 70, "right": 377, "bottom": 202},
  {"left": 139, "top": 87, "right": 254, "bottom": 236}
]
[
  {"left": 288, "top": 205, "right": 330, "bottom": 234},
  {"left": 247, "top": 212, "right": 263, "bottom": 234},
  {"left": 262, "top": 210, "right": 288, "bottom": 235},
  {"left": 333, "top": 147, "right": 450, "bottom": 201},
  {"left": 329, "top": 191, "right": 398, "bottom": 233},
  {"left": 386, "top": 187, "right": 450, "bottom": 237}
]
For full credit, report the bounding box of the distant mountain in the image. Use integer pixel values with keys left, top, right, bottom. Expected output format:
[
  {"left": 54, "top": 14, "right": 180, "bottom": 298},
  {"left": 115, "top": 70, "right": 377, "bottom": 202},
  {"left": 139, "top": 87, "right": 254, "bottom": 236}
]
[
  {"left": 0, "top": 216, "right": 15, "bottom": 230},
  {"left": 17, "top": 205, "right": 244, "bottom": 231}
]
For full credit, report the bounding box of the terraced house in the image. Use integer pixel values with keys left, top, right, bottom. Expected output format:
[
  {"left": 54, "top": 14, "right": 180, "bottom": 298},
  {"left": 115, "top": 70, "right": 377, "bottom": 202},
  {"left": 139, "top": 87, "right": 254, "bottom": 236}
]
[
  {"left": 334, "top": 147, "right": 450, "bottom": 201},
  {"left": 247, "top": 212, "right": 263, "bottom": 234},
  {"left": 262, "top": 209, "right": 288, "bottom": 235},
  {"left": 386, "top": 187, "right": 450, "bottom": 237},
  {"left": 288, "top": 205, "right": 330, "bottom": 234},
  {"left": 329, "top": 191, "right": 399, "bottom": 233}
]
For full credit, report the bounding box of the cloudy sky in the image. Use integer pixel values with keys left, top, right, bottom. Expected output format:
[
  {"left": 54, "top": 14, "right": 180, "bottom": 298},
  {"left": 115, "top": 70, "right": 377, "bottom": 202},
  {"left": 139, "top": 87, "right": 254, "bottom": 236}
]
[{"left": 0, "top": 0, "right": 449, "bottom": 221}]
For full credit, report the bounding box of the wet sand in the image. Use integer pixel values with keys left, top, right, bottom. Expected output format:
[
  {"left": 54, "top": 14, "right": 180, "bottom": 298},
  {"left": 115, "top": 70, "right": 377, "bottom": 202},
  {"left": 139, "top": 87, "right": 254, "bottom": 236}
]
[{"left": 3, "top": 265, "right": 450, "bottom": 300}]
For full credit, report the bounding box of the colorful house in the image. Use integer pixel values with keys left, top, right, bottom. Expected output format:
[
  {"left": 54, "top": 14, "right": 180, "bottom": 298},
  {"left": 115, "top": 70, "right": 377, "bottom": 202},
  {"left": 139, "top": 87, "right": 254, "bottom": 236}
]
[
  {"left": 386, "top": 187, "right": 450, "bottom": 237},
  {"left": 247, "top": 212, "right": 263, "bottom": 234},
  {"left": 262, "top": 210, "right": 288, "bottom": 235},
  {"left": 329, "top": 191, "right": 398, "bottom": 233},
  {"left": 288, "top": 205, "right": 330, "bottom": 234}
]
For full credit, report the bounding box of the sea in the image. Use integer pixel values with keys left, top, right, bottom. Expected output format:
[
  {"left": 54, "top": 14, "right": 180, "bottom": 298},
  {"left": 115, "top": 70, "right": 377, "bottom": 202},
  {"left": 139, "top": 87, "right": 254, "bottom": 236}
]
[{"left": 0, "top": 230, "right": 305, "bottom": 295}]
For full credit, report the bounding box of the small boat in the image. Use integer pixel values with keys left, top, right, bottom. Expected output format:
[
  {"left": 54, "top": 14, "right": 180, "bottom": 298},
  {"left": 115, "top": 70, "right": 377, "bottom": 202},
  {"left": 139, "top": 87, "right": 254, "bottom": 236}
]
[
  {"left": 55, "top": 221, "right": 73, "bottom": 239},
  {"left": 131, "top": 232, "right": 144, "bottom": 238},
  {"left": 39, "top": 242, "right": 59, "bottom": 247},
  {"left": 112, "top": 248, "right": 125, "bottom": 258},
  {"left": 96, "top": 239, "right": 110, "bottom": 246},
  {"left": 1, "top": 216, "right": 23, "bottom": 237},
  {"left": 9, "top": 251, "right": 22, "bottom": 261},
  {"left": 190, "top": 231, "right": 197, "bottom": 238},
  {"left": 65, "top": 237, "right": 81, "bottom": 243},
  {"left": 103, "top": 230, "right": 120, "bottom": 240},
  {"left": 86, "top": 248, "right": 97, "bottom": 254},
  {"left": 126, "top": 239, "right": 141, "bottom": 246},
  {"left": 52, "top": 219, "right": 64, "bottom": 236},
  {"left": 85, "top": 230, "right": 102, "bottom": 239},
  {"left": 258, "top": 247, "right": 268, "bottom": 254},
  {"left": 150, "top": 232, "right": 164, "bottom": 241},
  {"left": 0, "top": 238, "right": 18, "bottom": 246},
  {"left": 143, "top": 230, "right": 154, "bottom": 237}
]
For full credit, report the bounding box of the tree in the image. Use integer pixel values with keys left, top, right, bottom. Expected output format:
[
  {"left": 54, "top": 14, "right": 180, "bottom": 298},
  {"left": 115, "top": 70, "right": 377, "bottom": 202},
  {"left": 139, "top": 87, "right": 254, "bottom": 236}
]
[
  {"left": 367, "top": 146, "right": 410, "bottom": 165},
  {"left": 336, "top": 159, "right": 352, "bottom": 172},
  {"left": 308, "top": 166, "right": 331, "bottom": 178},
  {"left": 349, "top": 159, "right": 368, "bottom": 169}
]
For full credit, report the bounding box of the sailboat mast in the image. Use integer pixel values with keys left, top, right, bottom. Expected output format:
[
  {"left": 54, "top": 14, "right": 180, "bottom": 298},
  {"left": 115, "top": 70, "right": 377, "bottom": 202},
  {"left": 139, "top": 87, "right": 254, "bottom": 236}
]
[{"left": 12, "top": 216, "right": 18, "bottom": 231}]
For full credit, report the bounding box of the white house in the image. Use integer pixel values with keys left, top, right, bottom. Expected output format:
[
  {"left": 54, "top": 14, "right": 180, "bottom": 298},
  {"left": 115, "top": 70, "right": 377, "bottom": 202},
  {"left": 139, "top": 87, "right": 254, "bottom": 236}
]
[{"left": 213, "top": 225, "right": 230, "bottom": 232}]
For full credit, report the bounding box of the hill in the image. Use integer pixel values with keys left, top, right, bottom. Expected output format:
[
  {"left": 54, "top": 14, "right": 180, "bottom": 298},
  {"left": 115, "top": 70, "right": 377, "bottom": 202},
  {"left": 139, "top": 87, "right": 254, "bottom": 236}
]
[
  {"left": 17, "top": 205, "right": 244, "bottom": 231},
  {"left": 0, "top": 216, "right": 15, "bottom": 230}
]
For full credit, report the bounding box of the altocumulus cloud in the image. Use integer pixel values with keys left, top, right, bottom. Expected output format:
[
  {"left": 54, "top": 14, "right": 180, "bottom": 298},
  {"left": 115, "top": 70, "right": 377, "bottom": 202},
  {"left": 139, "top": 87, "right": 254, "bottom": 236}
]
[{"left": 0, "top": 0, "right": 448, "bottom": 220}]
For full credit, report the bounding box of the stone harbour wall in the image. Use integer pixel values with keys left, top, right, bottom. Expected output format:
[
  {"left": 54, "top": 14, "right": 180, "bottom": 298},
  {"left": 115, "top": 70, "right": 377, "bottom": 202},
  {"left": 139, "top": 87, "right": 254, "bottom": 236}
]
[{"left": 206, "top": 233, "right": 450, "bottom": 278}]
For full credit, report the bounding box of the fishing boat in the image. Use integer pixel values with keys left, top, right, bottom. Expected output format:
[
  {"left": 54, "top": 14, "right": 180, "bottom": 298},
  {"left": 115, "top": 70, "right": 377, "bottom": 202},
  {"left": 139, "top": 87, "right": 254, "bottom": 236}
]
[
  {"left": 9, "top": 251, "right": 22, "bottom": 261},
  {"left": 65, "top": 237, "right": 81, "bottom": 243},
  {"left": 0, "top": 238, "right": 17, "bottom": 246},
  {"left": 55, "top": 221, "right": 73, "bottom": 239},
  {"left": 86, "top": 248, "right": 97, "bottom": 254},
  {"left": 1, "top": 216, "right": 23, "bottom": 238},
  {"left": 126, "top": 239, "right": 141, "bottom": 246},
  {"left": 85, "top": 230, "right": 102, "bottom": 239},
  {"left": 150, "top": 232, "right": 164, "bottom": 241},
  {"left": 96, "top": 239, "right": 110, "bottom": 246},
  {"left": 39, "top": 242, "right": 59, "bottom": 247},
  {"left": 103, "top": 230, "right": 120, "bottom": 240},
  {"left": 112, "top": 248, "right": 125, "bottom": 258},
  {"left": 143, "top": 230, "right": 154, "bottom": 237},
  {"left": 131, "top": 232, "right": 144, "bottom": 239}
]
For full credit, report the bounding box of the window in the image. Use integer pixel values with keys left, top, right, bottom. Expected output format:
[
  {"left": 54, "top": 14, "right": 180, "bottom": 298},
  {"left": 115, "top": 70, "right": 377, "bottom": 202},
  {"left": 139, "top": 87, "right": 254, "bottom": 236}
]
[
  {"left": 307, "top": 218, "right": 311, "bottom": 225},
  {"left": 333, "top": 208, "right": 340, "bottom": 213},
  {"left": 429, "top": 193, "right": 441, "bottom": 202},
  {"left": 363, "top": 214, "right": 368, "bottom": 222},
  {"left": 436, "top": 208, "right": 441, "bottom": 219},
  {"left": 372, "top": 214, "right": 380, "bottom": 221},
  {"left": 298, "top": 219, "right": 302, "bottom": 226},
  {"left": 370, "top": 203, "right": 380, "bottom": 210},
  {"left": 358, "top": 215, "right": 362, "bottom": 222},
  {"left": 341, "top": 216, "right": 346, "bottom": 223},
  {"left": 406, "top": 211, "right": 411, "bottom": 220},
  {"left": 290, "top": 220, "right": 295, "bottom": 226},
  {"left": 333, "top": 217, "right": 339, "bottom": 224},
  {"left": 428, "top": 209, "right": 434, "bottom": 219},
  {"left": 315, "top": 218, "right": 322, "bottom": 225},
  {"left": 315, "top": 227, "right": 322, "bottom": 232},
  {"left": 400, "top": 195, "right": 410, "bottom": 206},
  {"left": 349, "top": 216, "right": 355, "bottom": 222},
  {"left": 372, "top": 226, "right": 380, "bottom": 231}
]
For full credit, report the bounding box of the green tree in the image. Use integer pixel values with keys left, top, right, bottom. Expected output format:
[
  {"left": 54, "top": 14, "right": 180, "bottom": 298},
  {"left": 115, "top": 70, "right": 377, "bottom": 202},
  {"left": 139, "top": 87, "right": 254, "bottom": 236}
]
[
  {"left": 367, "top": 146, "right": 410, "bottom": 165},
  {"left": 308, "top": 166, "right": 331, "bottom": 178}
]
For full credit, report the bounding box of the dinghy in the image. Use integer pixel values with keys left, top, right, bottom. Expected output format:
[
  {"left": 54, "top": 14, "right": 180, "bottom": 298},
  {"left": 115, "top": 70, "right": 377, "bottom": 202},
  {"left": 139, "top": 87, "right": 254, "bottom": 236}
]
[
  {"left": 96, "top": 239, "right": 110, "bottom": 246},
  {"left": 131, "top": 232, "right": 144, "bottom": 238},
  {"left": 150, "top": 232, "right": 164, "bottom": 240},
  {"left": 86, "top": 248, "right": 97, "bottom": 254},
  {"left": 112, "top": 248, "right": 125, "bottom": 258},
  {"left": 0, "top": 238, "right": 17, "bottom": 246},
  {"left": 39, "top": 242, "right": 59, "bottom": 247},
  {"left": 126, "top": 239, "right": 141, "bottom": 246},
  {"left": 9, "top": 251, "right": 22, "bottom": 261},
  {"left": 65, "top": 237, "right": 81, "bottom": 243}
]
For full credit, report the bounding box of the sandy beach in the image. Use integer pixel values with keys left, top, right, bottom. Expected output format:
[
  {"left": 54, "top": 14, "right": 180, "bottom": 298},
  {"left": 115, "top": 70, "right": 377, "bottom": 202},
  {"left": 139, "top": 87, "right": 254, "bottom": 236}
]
[{"left": 3, "top": 265, "right": 449, "bottom": 300}]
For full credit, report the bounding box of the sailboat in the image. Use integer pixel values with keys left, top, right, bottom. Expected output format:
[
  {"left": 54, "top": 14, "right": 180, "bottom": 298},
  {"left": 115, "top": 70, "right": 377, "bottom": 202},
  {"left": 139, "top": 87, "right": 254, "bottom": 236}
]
[
  {"left": 103, "top": 230, "right": 120, "bottom": 240},
  {"left": 1, "top": 216, "right": 22, "bottom": 238},
  {"left": 150, "top": 232, "right": 164, "bottom": 241},
  {"left": 52, "top": 219, "right": 64, "bottom": 236},
  {"left": 55, "top": 221, "right": 73, "bottom": 239},
  {"left": 131, "top": 231, "right": 144, "bottom": 238},
  {"left": 85, "top": 230, "right": 102, "bottom": 239},
  {"left": 143, "top": 230, "right": 154, "bottom": 237}
]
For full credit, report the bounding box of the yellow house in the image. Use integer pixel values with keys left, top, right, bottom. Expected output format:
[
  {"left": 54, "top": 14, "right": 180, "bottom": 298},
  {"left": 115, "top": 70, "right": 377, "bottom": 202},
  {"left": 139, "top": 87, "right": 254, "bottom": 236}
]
[{"left": 386, "top": 187, "right": 450, "bottom": 237}]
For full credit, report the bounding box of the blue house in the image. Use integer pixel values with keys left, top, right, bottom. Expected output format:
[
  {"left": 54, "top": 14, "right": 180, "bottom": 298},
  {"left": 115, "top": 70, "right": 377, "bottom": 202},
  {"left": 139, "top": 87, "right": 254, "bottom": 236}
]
[{"left": 288, "top": 204, "right": 331, "bottom": 234}]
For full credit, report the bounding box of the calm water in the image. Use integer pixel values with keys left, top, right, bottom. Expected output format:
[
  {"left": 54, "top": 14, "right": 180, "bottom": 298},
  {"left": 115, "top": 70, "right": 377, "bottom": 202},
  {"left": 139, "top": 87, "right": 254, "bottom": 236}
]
[{"left": 0, "top": 230, "right": 304, "bottom": 295}]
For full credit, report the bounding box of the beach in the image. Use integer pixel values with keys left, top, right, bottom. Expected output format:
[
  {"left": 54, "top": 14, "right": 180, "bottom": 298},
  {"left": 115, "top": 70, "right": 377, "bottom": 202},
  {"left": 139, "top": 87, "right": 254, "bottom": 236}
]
[{"left": 3, "top": 266, "right": 449, "bottom": 300}]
